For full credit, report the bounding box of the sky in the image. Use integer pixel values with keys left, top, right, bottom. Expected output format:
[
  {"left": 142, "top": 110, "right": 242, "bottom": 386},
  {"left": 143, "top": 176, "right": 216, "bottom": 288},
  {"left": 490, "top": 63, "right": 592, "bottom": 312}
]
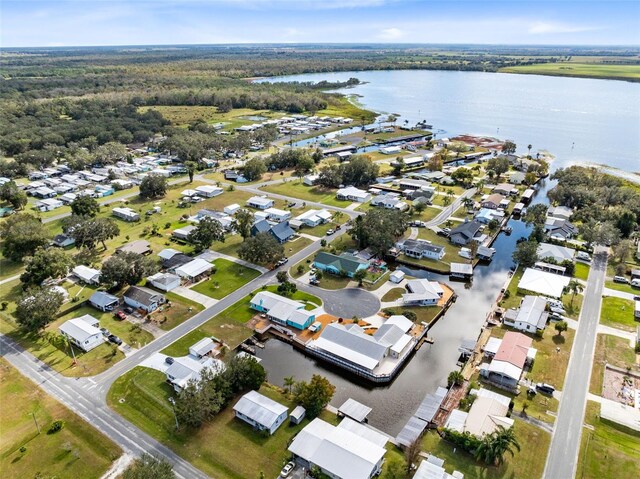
[{"left": 2, "top": 0, "right": 639, "bottom": 48}]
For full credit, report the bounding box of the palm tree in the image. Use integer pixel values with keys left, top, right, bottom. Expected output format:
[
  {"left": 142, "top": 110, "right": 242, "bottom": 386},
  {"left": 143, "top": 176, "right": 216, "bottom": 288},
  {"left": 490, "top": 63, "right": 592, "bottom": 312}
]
[
  {"left": 566, "top": 279, "right": 583, "bottom": 307},
  {"left": 474, "top": 426, "right": 521, "bottom": 465},
  {"left": 447, "top": 370, "right": 464, "bottom": 388},
  {"left": 463, "top": 197, "right": 474, "bottom": 212},
  {"left": 283, "top": 376, "right": 295, "bottom": 394}
]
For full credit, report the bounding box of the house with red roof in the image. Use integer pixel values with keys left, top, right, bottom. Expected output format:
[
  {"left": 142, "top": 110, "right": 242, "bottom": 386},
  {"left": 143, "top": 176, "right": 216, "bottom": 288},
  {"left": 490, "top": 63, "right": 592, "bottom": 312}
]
[{"left": 480, "top": 332, "right": 537, "bottom": 391}]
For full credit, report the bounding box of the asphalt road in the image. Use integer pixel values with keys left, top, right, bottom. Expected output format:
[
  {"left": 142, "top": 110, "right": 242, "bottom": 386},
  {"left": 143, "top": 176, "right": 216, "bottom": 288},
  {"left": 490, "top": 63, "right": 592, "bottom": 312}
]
[
  {"left": 543, "top": 247, "right": 608, "bottom": 479},
  {"left": 302, "top": 284, "right": 381, "bottom": 319}
]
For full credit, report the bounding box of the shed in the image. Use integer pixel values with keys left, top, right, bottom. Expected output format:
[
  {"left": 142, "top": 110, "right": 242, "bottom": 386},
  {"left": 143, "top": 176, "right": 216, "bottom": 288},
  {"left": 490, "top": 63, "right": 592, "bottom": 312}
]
[
  {"left": 390, "top": 270, "right": 406, "bottom": 284},
  {"left": 290, "top": 405, "right": 306, "bottom": 425},
  {"left": 338, "top": 398, "right": 372, "bottom": 423},
  {"left": 450, "top": 263, "right": 473, "bottom": 278},
  {"left": 224, "top": 204, "right": 241, "bottom": 215}
]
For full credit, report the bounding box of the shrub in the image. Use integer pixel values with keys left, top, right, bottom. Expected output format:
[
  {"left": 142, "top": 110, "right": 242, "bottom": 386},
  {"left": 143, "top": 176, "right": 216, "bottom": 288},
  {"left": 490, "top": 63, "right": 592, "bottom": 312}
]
[
  {"left": 19, "top": 446, "right": 26, "bottom": 454},
  {"left": 0, "top": 301, "right": 7, "bottom": 310},
  {"left": 47, "top": 420, "right": 64, "bottom": 434}
]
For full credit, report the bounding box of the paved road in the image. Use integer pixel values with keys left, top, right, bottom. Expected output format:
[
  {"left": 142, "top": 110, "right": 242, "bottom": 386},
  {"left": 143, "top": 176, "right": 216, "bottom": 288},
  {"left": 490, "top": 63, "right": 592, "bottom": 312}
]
[
  {"left": 0, "top": 335, "right": 209, "bottom": 479},
  {"left": 425, "top": 188, "right": 476, "bottom": 228},
  {"left": 543, "top": 247, "right": 608, "bottom": 479},
  {"left": 299, "top": 283, "right": 381, "bottom": 319}
]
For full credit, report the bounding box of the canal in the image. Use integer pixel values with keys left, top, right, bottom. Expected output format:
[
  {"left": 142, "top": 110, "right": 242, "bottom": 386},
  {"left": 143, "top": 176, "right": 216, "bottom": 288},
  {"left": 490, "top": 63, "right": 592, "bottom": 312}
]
[{"left": 257, "top": 179, "right": 554, "bottom": 435}]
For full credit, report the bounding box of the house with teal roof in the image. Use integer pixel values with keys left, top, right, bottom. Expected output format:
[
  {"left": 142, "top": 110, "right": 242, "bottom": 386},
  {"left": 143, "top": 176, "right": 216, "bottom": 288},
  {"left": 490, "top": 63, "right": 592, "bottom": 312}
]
[{"left": 313, "top": 252, "right": 370, "bottom": 278}]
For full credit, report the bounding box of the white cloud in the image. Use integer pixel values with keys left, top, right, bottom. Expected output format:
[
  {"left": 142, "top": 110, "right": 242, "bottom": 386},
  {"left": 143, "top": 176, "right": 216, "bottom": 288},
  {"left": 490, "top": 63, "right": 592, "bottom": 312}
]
[
  {"left": 378, "top": 27, "right": 404, "bottom": 40},
  {"left": 528, "top": 21, "right": 600, "bottom": 35}
]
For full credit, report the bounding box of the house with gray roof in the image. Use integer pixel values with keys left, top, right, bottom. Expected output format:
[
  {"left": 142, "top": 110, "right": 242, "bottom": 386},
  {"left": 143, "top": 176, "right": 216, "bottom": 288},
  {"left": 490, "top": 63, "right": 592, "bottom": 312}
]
[
  {"left": 233, "top": 390, "right": 288, "bottom": 435},
  {"left": 544, "top": 217, "right": 578, "bottom": 240},
  {"left": 313, "top": 252, "right": 370, "bottom": 278},
  {"left": 449, "top": 220, "right": 483, "bottom": 246},
  {"left": 397, "top": 239, "right": 445, "bottom": 260},
  {"left": 250, "top": 219, "right": 295, "bottom": 243},
  {"left": 123, "top": 286, "right": 165, "bottom": 312},
  {"left": 147, "top": 272, "right": 181, "bottom": 292},
  {"left": 89, "top": 291, "right": 119, "bottom": 312},
  {"left": 503, "top": 295, "right": 549, "bottom": 333},
  {"left": 59, "top": 315, "right": 104, "bottom": 352}
]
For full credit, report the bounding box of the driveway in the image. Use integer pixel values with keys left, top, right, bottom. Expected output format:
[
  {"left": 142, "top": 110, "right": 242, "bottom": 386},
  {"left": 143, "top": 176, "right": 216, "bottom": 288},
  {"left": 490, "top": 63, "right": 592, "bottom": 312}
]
[
  {"left": 299, "top": 284, "right": 381, "bottom": 319},
  {"left": 172, "top": 286, "right": 218, "bottom": 308}
]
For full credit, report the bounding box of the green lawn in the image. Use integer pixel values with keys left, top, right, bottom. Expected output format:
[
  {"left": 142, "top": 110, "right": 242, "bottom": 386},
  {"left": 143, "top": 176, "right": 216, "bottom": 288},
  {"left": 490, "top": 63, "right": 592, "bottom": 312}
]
[
  {"left": 0, "top": 358, "right": 121, "bottom": 479},
  {"left": 192, "top": 259, "right": 260, "bottom": 300},
  {"left": 500, "top": 62, "right": 640, "bottom": 82},
  {"left": 576, "top": 401, "right": 640, "bottom": 479},
  {"left": 262, "top": 181, "right": 353, "bottom": 207},
  {"left": 605, "top": 280, "right": 639, "bottom": 295},
  {"left": 381, "top": 288, "right": 405, "bottom": 302},
  {"left": 0, "top": 253, "right": 25, "bottom": 282},
  {"left": 421, "top": 419, "right": 550, "bottom": 479},
  {"left": 590, "top": 334, "right": 638, "bottom": 395},
  {"left": 574, "top": 262, "right": 590, "bottom": 281},
  {"left": 153, "top": 292, "right": 205, "bottom": 330},
  {"left": 108, "top": 367, "right": 336, "bottom": 479},
  {"left": 600, "top": 296, "right": 638, "bottom": 331}
]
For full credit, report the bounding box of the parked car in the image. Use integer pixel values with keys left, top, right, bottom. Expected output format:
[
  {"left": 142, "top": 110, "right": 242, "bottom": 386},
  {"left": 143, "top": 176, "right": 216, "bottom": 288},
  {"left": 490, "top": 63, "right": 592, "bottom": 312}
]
[
  {"left": 549, "top": 312, "right": 563, "bottom": 321},
  {"left": 165, "top": 356, "right": 175, "bottom": 365},
  {"left": 114, "top": 310, "right": 127, "bottom": 320},
  {"left": 108, "top": 334, "right": 122, "bottom": 345},
  {"left": 310, "top": 278, "right": 320, "bottom": 286},
  {"left": 634, "top": 295, "right": 640, "bottom": 301},
  {"left": 613, "top": 275, "right": 629, "bottom": 284},
  {"left": 576, "top": 251, "right": 591, "bottom": 261},
  {"left": 536, "top": 383, "right": 555, "bottom": 395},
  {"left": 326, "top": 228, "right": 335, "bottom": 235},
  {"left": 100, "top": 327, "right": 110, "bottom": 336},
  {"left": 550, "top": 305, "right": 566, "bottom": 315},
  {"left": 280, "top": 462, "right": 295, "bottom": 478},
  {"left": 631, "top": 279, "right": 640, "bottom": 288},
  {"left": 335, "top": 224, "right": 341, "bottom": 230},
  {"left": 124, "top": 306, "right": 134, "bottom": 314}
]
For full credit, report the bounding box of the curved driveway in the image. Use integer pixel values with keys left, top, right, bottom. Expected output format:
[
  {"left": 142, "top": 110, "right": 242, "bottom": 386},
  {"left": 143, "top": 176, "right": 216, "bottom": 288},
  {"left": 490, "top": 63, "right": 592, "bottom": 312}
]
[{"left": 299, "top": 284, "right": 380, "bottom": 319}]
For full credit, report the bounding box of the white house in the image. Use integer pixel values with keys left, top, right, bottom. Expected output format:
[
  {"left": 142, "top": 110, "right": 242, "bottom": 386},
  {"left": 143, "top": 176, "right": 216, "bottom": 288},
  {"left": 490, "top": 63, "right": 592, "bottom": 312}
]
[
  {"left": 112, "top": 207, "right": 140, "bottom": 222},
  {"left": 403, "top": 279, "right": 444, "bottom": 305},
  {"left": 189, "top": 337, "right": 217, "bottom": 359},
  {"left": 59, "top": 315, "right": 104, "bottom": 352},
  {"left": 503, "top": 295, "right": 549, "bottom": 333},
  {"left": 288, "top": 417, "right": 388, "bottom": 479},
  {"left": 264, "top": 207, "right": 291, "bottom": 223},
  {"left": 303, "top": 174, "right": 319, "bottom": 186},
  {"left": 175, "top": 258, "right": 214, "bottom": 282},
  {"left": 35, "top": 198, "right": 63, "bottom": 212},
  {"left": 72, "top": 265, "right": 101, "bottom": 285},
  {"left": 291, "top": 209, "right": 332, "bottom": 228},
  {"left": 537, "top": 242, "right": 576, "bottom": 263},
  {"left": 224, "top": 204, "right": 241, "bottom": 215},
  {"left": 233, "top": 390, "right": 288, "bottom": 435},
  {"left": 195, "top": 185, "right": 223, "bottom": 197},
  {"left": 123, "top": 286, "right": 165, "bottom": 312},
  {"left": 146, "top": 272, "right": 181, "bottom": 292},
  {"left": 547, "top": 205, "right": 573, "bottom": 221},
  {"left": 336, "top": 186, "right": 371, "bottom": 203},
  {"left": 518, "top": 268, "right": 570, "bottom": 298},
  {"left": 389, "top": 270, "right": 406, "bottom": 284},
  {"left": 165, "top": 356, "right": 224, "bottom": 392},
  {"left": 246, "top": 196, "right": 274, "bottom": 210},
  {"left": 172, "top": 225, "right": 197, "bottom": 241},
  {"left": 371, "top": 193, "right": 408, "bottom": 211},
  {"left": 397, "top": 239, "right": 445, "bottom": 260}
]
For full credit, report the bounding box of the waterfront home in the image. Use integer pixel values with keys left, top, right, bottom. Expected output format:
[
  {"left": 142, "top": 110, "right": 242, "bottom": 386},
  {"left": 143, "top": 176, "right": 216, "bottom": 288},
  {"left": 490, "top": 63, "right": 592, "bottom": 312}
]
[
  {"left": 165, "top": 356, "right": 223, "bottom": 393},
  {"left": 175, "top": 258, "right": 214, "bottom": 282},
  {"left": 89, "top": 291, "right": 119, "bottom": 312},
  {"left": 397, "top": 178, "right": 432, "bottom": 190},
  {"left": 195, "top": 185, "right": 223, "bottom": 197},
  {"left": 288, "top": 417, "right": 388, "bottom": 479},
  {"left": 371, "top": 192, "right": 408, "bottom": 211},
  {"left": 291, "top": 209, "right": 332, "bottom": 228},
  {"left": 112, "top": 207, "right": 140, "bottom": 222},
  {"left": 336, "top": 186, "right": 371, "bottom": 203},
  {"left": 481, "top": 193, "right": 505, "bottom": 210},
  {"left": 337, "top": 398, "right": 372, "bottom": 423},
  {"left": 116, "top": 239, "right": 151, "bottom": 255},
  {"left": 480, "top": 332, "right": 536, "bottom": 391},
  {"left": 313, "top": 251, "right": 370, "bottom": 278},
  {"left": 264, "top": 207, "right": 291, "bottom": 223},
  {"left": 492, "top": 183, "right": 518, "bottom": 196},
  {"left": 449, "top": 220, "right": 483, "bottom": 246},
  {"left": 52, "top": 233, "right": 75, "bottom": 248},
  {"left": 396, "top": 238, "right": 445, "bottom": 261},
  {"left": 544, "top": 217, "right": 578, "bottom": 240},
  {"left": 445, "top": 388, "right": 513, "bottom": 439},
  {"left": 537, "top": 242, "right": 575, "bottom": 263},
  {"left": 146, "top": 272, "right": 181, "bottom": 292},
  {"left": 476, "top": 245, "right": 496, "bottom": 261},
  {"left": 72, "top": 265, "right": 101, "bottom": 285},
  {"left": 123, "top": 285, "right": 165, "bottom": 312},
  {"left": 246, "top": 196, "right": 274, "bottom": 210},
  {"left": 189, "top": 337, "right": 217, "bottom": 359},
  {"left": 547, "top": 205, "right": 573, "bottom": 221},
  {"left": 403, "top": 279, "right": 444, "bottom": 306},
  {"left": 250, "top": 291, "right": 315, "bottom": 330},
  {"left": 35, "top": 198, "right": 63, "bottom": 212},
  {"left": 233, "top": 390, "right": 288, "bottom": 435},
  {"left": 508, "top": 172, "right": 526, "bottom": 185},
  {"left": 475, "top": 208, "right": 505, "bottom": 224},
  {"left": 309, "top": 320, "right": 415, "bottom": 376},
  {"left": 250, "top": 219, "right": 295, "bottom": 243},
  {"left": 518, "top": 267, "right": 571, "bottom": 298},
  {"left": 59, "top": 315, "right": 104, "bottom": 352},
  {"left": 503, "top": 295, "right": 549, "bottom": 333},
  {"left": 172, "top": 225, "right": 197, "bottom": 241}
]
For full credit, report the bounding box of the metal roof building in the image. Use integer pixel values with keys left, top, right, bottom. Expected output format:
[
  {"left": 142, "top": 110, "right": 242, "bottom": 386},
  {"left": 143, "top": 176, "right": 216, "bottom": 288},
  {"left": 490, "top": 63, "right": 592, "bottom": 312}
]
[
  {"left": 338, "top": 398, "right": 372, "bottom": 423},
  {"left": 233, "top": 390, "right": 288, "bottom": 435}
]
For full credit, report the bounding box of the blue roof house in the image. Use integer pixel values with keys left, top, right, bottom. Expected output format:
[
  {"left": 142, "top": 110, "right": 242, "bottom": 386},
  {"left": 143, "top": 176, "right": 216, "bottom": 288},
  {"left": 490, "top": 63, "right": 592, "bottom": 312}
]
[{"left": 313, "top": 252, "right": 370, "bottom": 278}]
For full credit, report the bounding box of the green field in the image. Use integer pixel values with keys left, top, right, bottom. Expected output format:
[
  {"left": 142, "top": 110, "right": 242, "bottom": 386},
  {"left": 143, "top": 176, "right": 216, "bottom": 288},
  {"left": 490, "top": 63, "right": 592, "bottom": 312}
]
[
  {"left": 108, "top": 367, "right": 335, "bottom": 479},
  {"left": 577, "top": 401, "right": 640, "bottom": 479},
  {"left": 574, "top": 262, "right": 590, "bottom": 281},
  {"left": 0, "top": 358, "right": 121, "bottom": 479},
  {"left": 600, "top": 296, "right": 638, "bottom": 331},
  {"left": 261, "top": 181, "right": 352, "bottom": 207},
  {"left": 500, "top": 63, "right": 640, "bottom": 82},
  {"left": 192, "top": 258, "right": 260, "bottom": 299},
  {"left": 605, "top": 279, "right": 639, "bottom": 295},
  {"left": 421, "top": 419, "right": 550, "bottom": 479}
]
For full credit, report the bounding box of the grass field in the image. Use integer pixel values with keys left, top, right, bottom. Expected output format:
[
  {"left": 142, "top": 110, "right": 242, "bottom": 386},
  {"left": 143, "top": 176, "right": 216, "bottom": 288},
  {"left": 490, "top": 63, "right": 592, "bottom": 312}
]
[
  {"left": 381, "top": 287, "right": 405, "bottom": 302},
  {"left": 261, "top": 181, "right": 352, "bottom": 207},
  {"left": 192, "top": 258, "right": 260, "bottom": 300},
  {"left": 574, "top": 262, "right": 590, "bottom": 281},
  {"left": 605, "top": 280, "right": 639, "bottom": 295},
  {"left": 108, "top": 368, "right": 335, "bottom": 479},
  {"left": 0, "top": 358, "right": 121, "bottom": 479},
  {"left": 137, "top": 106, "right": 284, "bottom": 129},
  {"left": 500, "top": 63, "right": 640, "bottom": 82},
  {"left": 589, "top": 334, "right": 638, "bottom": 395},
  {"left": 421, "top": 419, "right": 550, "bottom": 479},
  {"left": 576, "top": 401, "right": 640, "bottom": 479},
  {"left": 158, "top": 292, "right": 205, "bottom": 330},
  {"left": 600, "top": 296, "right": 638, "bottom": 331}
]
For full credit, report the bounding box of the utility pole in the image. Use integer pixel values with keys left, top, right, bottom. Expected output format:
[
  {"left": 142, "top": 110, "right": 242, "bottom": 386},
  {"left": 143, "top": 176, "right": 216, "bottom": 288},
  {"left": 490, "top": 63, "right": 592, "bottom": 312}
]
[
  {"left": 68, "top": 338, "right": 77, "bottom": 365},
  {"left": 31, "top": 412, "right": 40, "bottom": 434},
  {"left": 168, "top": 397, "right": 179, "bottom": 430}
]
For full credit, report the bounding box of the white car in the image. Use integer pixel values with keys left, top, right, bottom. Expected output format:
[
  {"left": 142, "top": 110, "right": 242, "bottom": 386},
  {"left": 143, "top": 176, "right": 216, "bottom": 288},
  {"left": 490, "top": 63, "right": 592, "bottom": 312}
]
[
  {"left": 280, "top": 461, "right": 295, "bottom": 477},
  {"left": 576, "top": 251, "right": 591, "bottom": 261},
  {"left": 550, "top": 305, "right": 566, "bottom": 315}
]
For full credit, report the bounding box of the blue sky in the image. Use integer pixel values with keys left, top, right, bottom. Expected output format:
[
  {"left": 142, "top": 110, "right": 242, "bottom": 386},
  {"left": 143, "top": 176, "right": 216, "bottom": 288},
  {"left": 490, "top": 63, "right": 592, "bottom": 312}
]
[{"left": 2, "top": 1, "right": 639, "bottom": 47}]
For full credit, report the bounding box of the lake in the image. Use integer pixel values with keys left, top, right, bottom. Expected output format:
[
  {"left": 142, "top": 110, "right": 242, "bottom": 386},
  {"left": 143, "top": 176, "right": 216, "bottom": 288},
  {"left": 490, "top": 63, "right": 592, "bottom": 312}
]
[{"left": 261, "top": 70, "right": 640, "bottom": 172}]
